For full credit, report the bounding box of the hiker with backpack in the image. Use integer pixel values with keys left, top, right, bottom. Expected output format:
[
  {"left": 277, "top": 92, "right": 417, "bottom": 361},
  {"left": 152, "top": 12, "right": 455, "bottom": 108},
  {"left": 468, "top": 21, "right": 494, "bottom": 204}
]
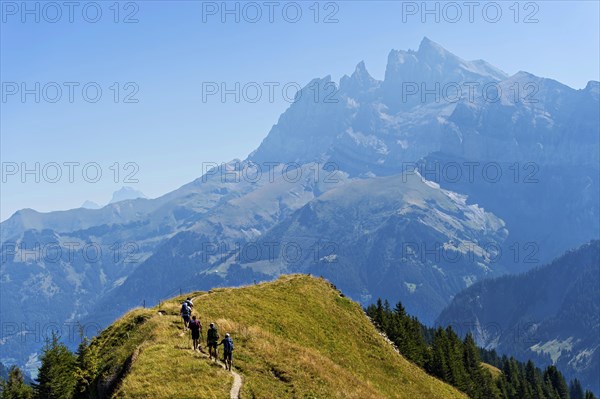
[
  {"left": 218, "top": 333, "right": 234, "bottom": 371},
  {"left": 189, "top": 315, "right": 202, "bottom": 351},
  {"left": 180, "top": 300, "right": 192, "bottom": 331},
  {"left": 207, "top": 323, "right": 219, "bottom": 361}
]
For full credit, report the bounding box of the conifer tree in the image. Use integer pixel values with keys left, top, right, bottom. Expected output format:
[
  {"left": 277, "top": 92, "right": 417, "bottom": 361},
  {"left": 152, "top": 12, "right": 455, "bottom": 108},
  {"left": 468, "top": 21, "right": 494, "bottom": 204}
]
[
  {"left": 72, "top": 336, "right": 100, "bottom": 399},
  {"left": 543, "top": 366, "right": 569, "bottom": 399},
  {"left": 0, "top": 366, "right": 34, "bottom": 399},
  {"left": 444, "top": 327, "right": 468, "bottom": 390},
  {"left": 569, "top": 378, "right": 585, "bottom": 399},
  {"left": 525, "top": 360, "right": 544, "bottom": 399},
  {"left": 427, "top": 327, "right": 450, "bottom": 380},
  {"left": 34, "top": 332, "right": 76, "bottom": 399}
]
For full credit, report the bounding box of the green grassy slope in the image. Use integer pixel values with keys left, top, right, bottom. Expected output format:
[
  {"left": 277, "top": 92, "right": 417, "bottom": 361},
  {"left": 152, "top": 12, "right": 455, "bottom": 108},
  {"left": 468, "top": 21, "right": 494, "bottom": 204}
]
[{"left": 89, "top": 275, "right": 467, "bottom": 399}]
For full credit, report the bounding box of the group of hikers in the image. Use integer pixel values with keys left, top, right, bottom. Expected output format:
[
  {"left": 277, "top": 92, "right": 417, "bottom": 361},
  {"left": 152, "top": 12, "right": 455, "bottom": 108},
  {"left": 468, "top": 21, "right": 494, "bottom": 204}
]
[{"left": 180, "top": 297, "right": 234, "bottom": 371}]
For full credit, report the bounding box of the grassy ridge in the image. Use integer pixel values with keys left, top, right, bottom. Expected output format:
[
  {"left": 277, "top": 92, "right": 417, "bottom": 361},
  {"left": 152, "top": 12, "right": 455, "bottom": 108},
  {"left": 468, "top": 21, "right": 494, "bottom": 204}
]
[
  {"left": 90, "top": 275, "right": 466, "bottom": 398},
  {"left": 89, "top": 308, "right": 231, "bottom": 398}
]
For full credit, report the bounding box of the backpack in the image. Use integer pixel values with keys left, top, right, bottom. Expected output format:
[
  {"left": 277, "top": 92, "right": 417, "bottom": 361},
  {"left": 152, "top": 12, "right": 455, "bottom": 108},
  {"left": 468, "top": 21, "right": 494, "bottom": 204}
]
[
  {"left": 223, "top": 337, "right": 234, "bottom": 352},
  {"left": 189, "top": 320, "right": 201, "bottom": 332},
  {"left": 207, "top": 327, "right": 219, "bottom": 342},
  {"left": 181, "top": 302, "right": 191, "bottom": 316}
]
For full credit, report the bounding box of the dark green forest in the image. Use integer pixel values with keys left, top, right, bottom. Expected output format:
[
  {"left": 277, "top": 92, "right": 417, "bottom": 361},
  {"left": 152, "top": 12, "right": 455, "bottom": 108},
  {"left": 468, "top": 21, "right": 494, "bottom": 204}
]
[{"left": 366, "top": 299, "right": 596, "bottom": 399}]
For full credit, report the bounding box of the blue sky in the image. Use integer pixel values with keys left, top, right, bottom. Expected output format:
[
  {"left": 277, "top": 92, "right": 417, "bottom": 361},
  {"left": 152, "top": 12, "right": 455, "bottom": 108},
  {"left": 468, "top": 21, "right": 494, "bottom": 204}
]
[{"left": 1, "top": 0, "right": 599, "bottom": 221}]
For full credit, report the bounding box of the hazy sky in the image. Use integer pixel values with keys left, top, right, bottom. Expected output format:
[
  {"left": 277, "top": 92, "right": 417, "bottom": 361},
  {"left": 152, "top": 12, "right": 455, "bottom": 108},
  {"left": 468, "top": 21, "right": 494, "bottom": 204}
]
[{"left": 1, "top": 0, "right": 599, "bottom": 221}]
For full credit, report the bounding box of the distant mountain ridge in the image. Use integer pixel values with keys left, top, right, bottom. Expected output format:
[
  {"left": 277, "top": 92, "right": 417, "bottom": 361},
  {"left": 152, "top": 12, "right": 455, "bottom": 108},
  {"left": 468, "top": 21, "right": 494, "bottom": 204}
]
[
  {"left": 436, "top": 241, "right": 600, "bottom": 394},
  {"left": 95, "top": 171, "right": 508, "bottom": 326},
  {"left": 81, "top": 200, "right": 101, "bottom": 210},
  {"left": 1, "top": 38, "right": 598, "bottom": 376},
  {"left": 109, "top": 186, "right": 146, "bottom": 204},
  {"left": 216, "top": 172, "right": 508, "bottom": 323}
]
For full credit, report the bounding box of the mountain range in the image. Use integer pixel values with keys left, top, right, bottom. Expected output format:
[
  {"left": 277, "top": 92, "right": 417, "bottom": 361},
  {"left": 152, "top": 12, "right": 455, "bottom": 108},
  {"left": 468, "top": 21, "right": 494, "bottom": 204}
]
[{"left": 1, "top": 38, "right": 598, "bottom": 377}]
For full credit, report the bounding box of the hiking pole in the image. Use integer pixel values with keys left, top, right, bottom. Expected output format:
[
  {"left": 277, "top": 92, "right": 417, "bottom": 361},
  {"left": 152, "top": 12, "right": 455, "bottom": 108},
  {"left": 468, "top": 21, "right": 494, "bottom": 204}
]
[{"left": 200, "top": 328, "right": 204, "bottom": 352}]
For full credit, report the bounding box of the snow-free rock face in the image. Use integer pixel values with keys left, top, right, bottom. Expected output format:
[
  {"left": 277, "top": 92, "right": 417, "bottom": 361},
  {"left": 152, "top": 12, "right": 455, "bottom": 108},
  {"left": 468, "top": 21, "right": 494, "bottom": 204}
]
[{"left": 1, "top": 38, "right": 598, "bottom": 374}]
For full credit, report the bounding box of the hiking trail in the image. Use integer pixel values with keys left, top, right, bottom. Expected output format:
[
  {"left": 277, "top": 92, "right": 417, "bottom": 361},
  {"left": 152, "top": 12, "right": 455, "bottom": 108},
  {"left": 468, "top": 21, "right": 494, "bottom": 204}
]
[
  {"left": 185, "top": 346, "right": 242, "bottom": 399},
  {"left": 227, "top": 365, "right": 243, "bottom": 399},
  {"left": 182, "top": 292, "right": 242, "bottom": 398}
]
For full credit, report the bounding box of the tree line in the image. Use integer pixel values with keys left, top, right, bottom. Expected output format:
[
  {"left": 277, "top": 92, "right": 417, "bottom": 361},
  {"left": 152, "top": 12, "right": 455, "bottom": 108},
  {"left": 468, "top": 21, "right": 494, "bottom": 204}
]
[
  {"left": 0, "top": 332, "right": 99, "bottom": 399},
  {"left": 366, "top": 299, "right": 596, "bottom": 399}
]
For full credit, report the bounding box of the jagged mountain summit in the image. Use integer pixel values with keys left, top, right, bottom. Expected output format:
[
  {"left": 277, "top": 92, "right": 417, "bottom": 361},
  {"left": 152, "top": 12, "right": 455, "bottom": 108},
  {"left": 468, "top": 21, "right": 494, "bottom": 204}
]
[
  {"left": 1, "top": 38, "right": 598, "bottom": 376},
  {"left": 80, "top": 200, "right": 101, "bottom": 210},
  {"left": 109, "top": 186, "right": 147, "bottom": 204},
  {"left": 78, "top": 187, "right": 146, "bottom": 211}
]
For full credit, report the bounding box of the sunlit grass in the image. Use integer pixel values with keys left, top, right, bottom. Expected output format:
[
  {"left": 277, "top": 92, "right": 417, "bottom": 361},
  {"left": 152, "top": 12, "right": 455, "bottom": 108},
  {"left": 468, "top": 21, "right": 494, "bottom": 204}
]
[{"left": 90, "top": 275, "right": 466, "bottom": 398}]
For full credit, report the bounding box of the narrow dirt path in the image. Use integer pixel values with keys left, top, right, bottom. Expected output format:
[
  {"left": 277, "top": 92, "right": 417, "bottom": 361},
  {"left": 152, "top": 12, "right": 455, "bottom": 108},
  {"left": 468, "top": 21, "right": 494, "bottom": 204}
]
[
  {"left": 199, "top": 349, "right": 243, "bottom": 399},
  {"left": 178, "top": 337, "right": 243, "bottom": 398},
  {"left": 226, "top": 365, "right": 242, "bottom": 399},
  {"left": 183, "top": 293, "right": 243, "bottom": 398}
]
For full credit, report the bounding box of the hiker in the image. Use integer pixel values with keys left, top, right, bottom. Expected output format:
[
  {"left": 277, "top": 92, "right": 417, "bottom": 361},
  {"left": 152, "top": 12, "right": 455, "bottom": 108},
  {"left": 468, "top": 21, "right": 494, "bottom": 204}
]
[
  {"left": 207, "top": 323, "right": 220, "bottom": 361},
  {"left": 180, "top": 300, "right": 192, "bottom": 330},
  {"left": 184, "top": 297, "right": 194, "bottom": 310},
  {"left": 189, "top": 315, "right": 202, "bottom": 351},
  {"left": 218, "top": 332, "right": 234, "bottom": 371}
]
